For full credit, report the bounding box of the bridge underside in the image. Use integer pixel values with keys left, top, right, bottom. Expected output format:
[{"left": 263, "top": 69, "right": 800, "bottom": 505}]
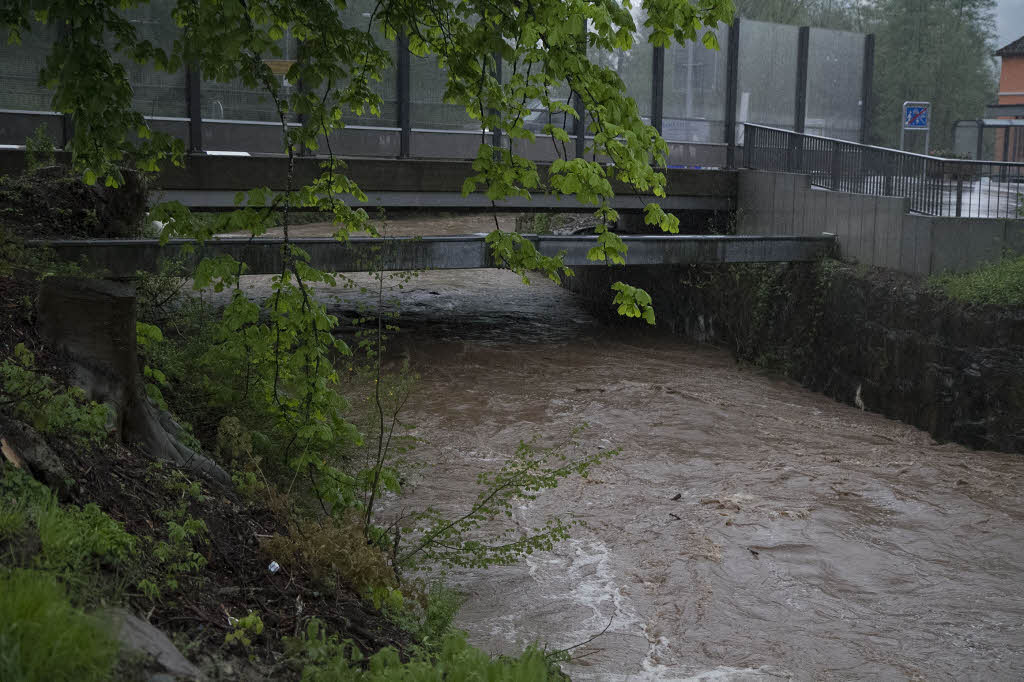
[
  {"left": 155, "top": 189, "right": 730, "bottom": 212},
  {"left": 39, "top": 235, "right": 835, "bottom": 278}
]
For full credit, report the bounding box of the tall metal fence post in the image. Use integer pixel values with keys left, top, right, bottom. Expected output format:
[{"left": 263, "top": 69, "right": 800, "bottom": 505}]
[
  {"left": 745, "top": 124, "right": 755, "bottom": 167},
  {"left": 724, "top": 18, "right": 740, "bottom": 168},
  {"left": 186, "top": 66, "right": 203, "bottom": 152},
  {"left": 57, "top": 22, "right": 73, "bottom": 149},
  {"left": 794, "top": 27, "right": 809, "bottom": 135},
  {"left": 574, "top": 26, "right": 587, "bottom": 159},
  {"left": 793, "top": 27, "right": 809, "bottom": 172},
  {"left": 397, "top": 32, "right": 411, "bottom": 158},
  {"left": 830, "top": 140, "right": 841, "bottom": 190},
  {"left": 491, "top": 53, "right": 503, "bottom": 150},
  {"left": 860, "top": 34, "right": 874, "bottom": 144},
  {"left": 955, "top": 168, "right": 964, "bottom": 217},
  {"left": 651, "top": 46, "right": 665, "bottom": 137}
]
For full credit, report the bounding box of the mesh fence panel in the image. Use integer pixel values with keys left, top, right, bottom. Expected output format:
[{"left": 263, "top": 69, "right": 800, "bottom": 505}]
[
  {"left": 201, "top": 29, "right": 299, "bottom": 122},
  {"left": 737, "top": 20, "right": 798, "bottom": 133},
  {"left": 119, "top": 0, "right": 187, "bottom": 118},
  {"left": 337, "top": 0, "right": 397, "bottom": 127},
  {"left": 409, "top": 54, "right": 477, "bottom": 130},
  {"left": 0, "top": 24, "right": 58, "bottom": 111},
  {"left": 512, "top": 56, "right": 572, "bottom": 135},
  {"left": 588, "top": 14, "right": 653, "bottom": 121},
  {"left": 806, "top": 28, "right": 863, "bottom": 141},
  {"left": 0, "top": 14, "right": 872, "bottom": 150},
  {"left": 953, "top": 121, "right": 980, "bottom": 158},
  {"left": 663, "top": 24, "right": 729, "bottom": 143}
]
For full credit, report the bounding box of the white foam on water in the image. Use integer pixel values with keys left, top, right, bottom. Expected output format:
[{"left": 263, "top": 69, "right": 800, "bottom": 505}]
[
  {"left": 564, "top": 538, "right": 644, "bottom": 634},
  {"left": 675, "top": 667, "right": 787, "bottom": 681},
  {"left": 569, "top": 664, "right": 787, "bottom": 681}
]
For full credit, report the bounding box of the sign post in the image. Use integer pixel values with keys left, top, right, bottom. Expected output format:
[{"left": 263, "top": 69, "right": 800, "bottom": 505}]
[{"left": 900, "top": 101, "right": 930, "bottom": 152}]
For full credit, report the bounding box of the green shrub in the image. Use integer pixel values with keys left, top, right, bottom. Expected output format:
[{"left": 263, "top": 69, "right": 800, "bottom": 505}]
[
  {"left": 0, "top": 465, "right": 136, "bottom": 601},
  {"left": 35, "top": 499, "right": 136, "bottom": 571},
  {"left": 0, "top": 344, "right": 110, "bottom": 445},
  {"left": 0, "top": 570, "right": 119, "bottom": 682},
  {"left": 0, "top": 504, "right": 26, "bottom": 541},
  {"left": 25, "top": 125, "right": 56, "bottom": 172},
  {"left": 929, "top": 255, "right": 1024, "bottom": 306},
  {"left": 291, "top": 622, "right": 558, "bottom": 681}
]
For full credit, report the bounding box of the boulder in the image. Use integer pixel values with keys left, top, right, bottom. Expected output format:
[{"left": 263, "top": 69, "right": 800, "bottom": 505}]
[{"left": 104, "top": 608, "right": 203, "bottom": 681}]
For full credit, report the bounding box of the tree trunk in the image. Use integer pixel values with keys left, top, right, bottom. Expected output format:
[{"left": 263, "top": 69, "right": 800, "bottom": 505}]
[{"left": 37, "top": 277, "right": 229, "bottom": 484}]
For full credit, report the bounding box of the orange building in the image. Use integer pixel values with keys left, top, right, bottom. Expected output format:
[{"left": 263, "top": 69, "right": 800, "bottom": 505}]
[{"left": 995, "top": 35, "right": 1024, "bottom": 161}]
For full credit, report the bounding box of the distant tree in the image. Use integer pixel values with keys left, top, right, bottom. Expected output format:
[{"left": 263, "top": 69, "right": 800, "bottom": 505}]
[
  {"left": 734, "top": 0, "right": 998, "bottom": 153},
  {"left": 866, "top": 0, "right": 998, "bottom": 152},
  {"left": 732, "top": 0, "right": 864, "bottom": 30}
]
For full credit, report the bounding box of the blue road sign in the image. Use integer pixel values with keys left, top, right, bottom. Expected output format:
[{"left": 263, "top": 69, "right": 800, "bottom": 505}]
[{"left": 903, "top": 103, "right": 929, "bottom": 129}]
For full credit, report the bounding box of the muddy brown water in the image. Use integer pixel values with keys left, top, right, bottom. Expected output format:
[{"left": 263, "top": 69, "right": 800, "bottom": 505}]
[{"left": 226, "top": 263, "right": 1024, "bottom": 681}]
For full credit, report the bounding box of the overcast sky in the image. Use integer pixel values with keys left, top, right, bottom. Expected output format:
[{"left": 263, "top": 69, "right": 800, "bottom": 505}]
[{"left": 995, "top": 0, "right": 1024, "bottom": 50}]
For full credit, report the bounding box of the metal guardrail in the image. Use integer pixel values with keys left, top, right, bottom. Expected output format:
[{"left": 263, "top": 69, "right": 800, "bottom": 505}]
[{"left": 744, "top": 124, "right": 1024, "bottom": 218}]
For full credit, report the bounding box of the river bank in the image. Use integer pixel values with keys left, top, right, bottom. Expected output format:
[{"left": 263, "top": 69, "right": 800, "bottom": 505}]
[{"left": 564, "top": 261, "right": 1024, "bottom": 455}]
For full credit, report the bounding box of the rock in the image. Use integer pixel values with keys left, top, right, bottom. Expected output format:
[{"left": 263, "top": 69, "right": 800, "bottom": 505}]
[
  {"left": 104, "top": 608, "right": 204, "bottom": 681},
  {"left": 0, "top": 415, "right": 70, "bottom": 495}
]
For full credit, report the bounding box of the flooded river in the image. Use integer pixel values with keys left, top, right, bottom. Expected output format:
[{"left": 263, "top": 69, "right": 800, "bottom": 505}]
[{"left": 238, "top": 259, "right": 1024, "bottom": 680}]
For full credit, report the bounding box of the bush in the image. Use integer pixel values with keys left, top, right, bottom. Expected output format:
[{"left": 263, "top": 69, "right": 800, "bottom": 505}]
[
  {"left": 0, "top": 344, "right": 110, "bottom": 446},
  {"left": 291, "top": 622, "right": 558, "bottom": 681},
  {"left": 261, "top": 511, "right": 396, "bottom": 596},
  {"left": 929, "top": 255, "right": 1024, "bottom": 306},
  {"left": 0, "top": 570, "right": 119, "bottom": 682},
  {"left": 0, "top": 465, "right": 137, "bottom": 601},
  {"left": 0, "top": 166, "right": 148, "bottom": 239}
]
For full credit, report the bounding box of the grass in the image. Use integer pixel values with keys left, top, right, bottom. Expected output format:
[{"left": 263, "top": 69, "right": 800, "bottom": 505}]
[
  {"left": 0, "top": 570, "right": 119, "bottom": 682},
  {"left": 929, "top": 254, "right": 1024, "bottom": 306},
  {"left": 0, "top": 464, "right": 137, "bottom": 604},
  {"left": 293, "top": 625, "right": 558, "bottom": 681}
]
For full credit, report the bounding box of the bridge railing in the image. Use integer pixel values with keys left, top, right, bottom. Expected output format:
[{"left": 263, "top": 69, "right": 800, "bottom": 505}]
[{"left": 743, "top": 123, "right": 1024, "bottom": 218}]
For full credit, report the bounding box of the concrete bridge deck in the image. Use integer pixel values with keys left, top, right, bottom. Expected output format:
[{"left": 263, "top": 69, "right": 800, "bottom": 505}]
[
  {"left": 0, "top": 151, "right": 736, "bottom": 212},
  {"left": 38, "top": 234, "right": 835, "bottom": 278}
]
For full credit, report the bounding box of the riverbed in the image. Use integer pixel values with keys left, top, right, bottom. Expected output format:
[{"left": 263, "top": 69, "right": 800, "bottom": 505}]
[
  {"left": 319, "top": 267, "right": 1024, "bottom": 681},
  {"left": 219, "top": 236, "right": 1024, "bottom": 680}
]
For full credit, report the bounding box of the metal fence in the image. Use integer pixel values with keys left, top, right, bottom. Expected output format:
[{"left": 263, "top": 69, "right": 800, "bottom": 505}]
[
  {"left": 744, "top": 123, "right": 1024, "bottom": 219},
  {"left": 0, "top": 8, "right": 872, "bottom": 160}
]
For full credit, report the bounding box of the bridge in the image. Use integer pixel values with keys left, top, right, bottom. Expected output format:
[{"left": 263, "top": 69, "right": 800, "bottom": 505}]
[
  {"left": 37, "top": 234, "right": 836, "bottom": 278},
  {"left": 7, "top": 143, "right": 836, "bottom": 275},
  {"left": 12, "top": 122, "right": 1023, "bottom": 278}
]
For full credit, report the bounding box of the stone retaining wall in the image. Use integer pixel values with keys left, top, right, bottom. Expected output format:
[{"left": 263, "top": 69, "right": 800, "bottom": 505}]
[{"left": 566, "top": 262, "right": 1024, "bottom": 453}]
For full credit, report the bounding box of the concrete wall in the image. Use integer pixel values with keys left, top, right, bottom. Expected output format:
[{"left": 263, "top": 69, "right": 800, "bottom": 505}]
[{"left": 738, "top": 169, "right": 1024, "bottom": 275}]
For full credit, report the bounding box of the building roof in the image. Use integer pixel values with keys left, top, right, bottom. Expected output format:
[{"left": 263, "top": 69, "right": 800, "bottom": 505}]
[{"left": 996, "top": 35, "right": 1024, "bottom": 57}]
